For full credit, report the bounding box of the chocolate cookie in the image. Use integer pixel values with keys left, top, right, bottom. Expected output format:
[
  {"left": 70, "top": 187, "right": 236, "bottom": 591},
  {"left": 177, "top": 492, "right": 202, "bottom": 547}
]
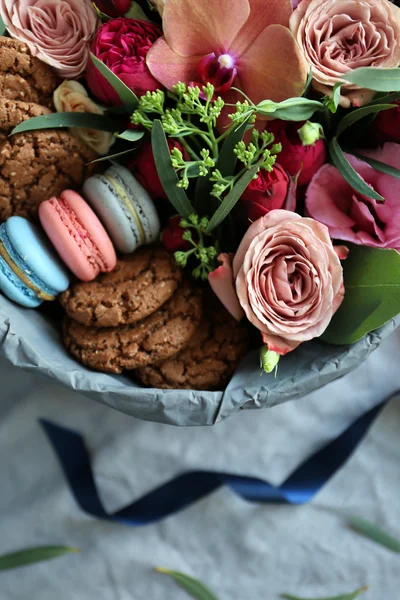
[
  {"left": 0, "top": 129, "right": 97, "bottom": 221},
  {"left": 0, "top": 97, "right": 51, "bottom": 134},
  {"left": 60, "top": 249, "right": 183, "bottom": 328},
  {"left": 0, "top": 37, "right": 59, "bottom": 107},
  {"left": 135, "top": 301, "right": 249, "bottom": 390},
  {"left": 63, "top": 283, "right": 203, "bottom": 374}
]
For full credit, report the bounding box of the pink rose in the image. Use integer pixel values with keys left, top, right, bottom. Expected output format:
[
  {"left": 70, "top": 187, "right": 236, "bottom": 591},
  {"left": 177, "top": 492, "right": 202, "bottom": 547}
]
[
  {"left": 306, "top": 143, "right": 400, "bottom": 252},
  {"left": 290, "top": 0, "right": 400, "bottom": 107},
  {"left": 209, "top": 210, "right": 344, "bottom": 355},
  {"left": 0, "top": 0, "right": 98, "bottom": 78},
  {"left": 86, "top": 17, "right": 162, "bottom": 105}
]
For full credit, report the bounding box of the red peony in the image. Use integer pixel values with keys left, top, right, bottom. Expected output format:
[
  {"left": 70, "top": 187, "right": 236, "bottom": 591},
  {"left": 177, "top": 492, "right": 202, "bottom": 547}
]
[
  {"left": 372, "top": 102, "right": 400, "bottom": 144},
  {"left": 240, "top": 164, "right": 291, "bottom": 222},
  {"left": 128, "top": 140, "right": 188, "bottom": 200},
  {"left": 95, "top": 0, "right": 132, "bottom": 16},
  {"left": 270, "top": 120, "right": 326, "bottom": 187},
  {"left": 161, "top": 216, "right": 191, "bottom": 253},
  {"left": 86, "top": 17, "right": 162, "bottom": 105}
]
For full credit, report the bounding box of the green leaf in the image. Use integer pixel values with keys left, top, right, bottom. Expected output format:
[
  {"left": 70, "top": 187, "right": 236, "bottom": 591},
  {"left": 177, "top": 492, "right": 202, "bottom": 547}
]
[
  {"left": 329, "top": 138, "right": 385, "bottom": 202},
  {"left": 336, "top": 104, "right": 395, "bottom": 137},
  {"left": 0, "top": 12, "right": 7, "bottom": 36},
  {"left": 351, "top": 152, "right": 400, "bottom": 179},
  {"left": 0, "top": 546, "right": 79, "bottom": 571},
  {"left": 88, "top": 147, "right": 138, "bottom": 164},
  {"left": 151, "top": 120, "right": 195, "bottom": 218},
  {"left": 156, "top": 568, "right": 220, "bottom": 600},
  {"left": 89, "top": 53, "right": 138, "bottom": 112},
  {"left": 115, "top": 129, "right": 144, "bottom": 142},
  {"left": 322, "top": 245, "right": 400, "bottom": 345},
  {"left": 257, "top": 97, "right": 324, "bottom": 121},
  {"left": 11, "top": 112, "right": 119, "bottom": 135},
  {"left": 281, "top": 587, "right": 368, "bottom": 600},
  {"left": 342, "top": 67, "right": 400, "bottom": 92},
  {"left": 367, "top": 91, "right": 400, "bottom": 106},
  {"left": 302, "top": 70, "right": 314, "bottom": 97},
  {"left": 349, "top": 517, "right": 400, "bottom": 553},
  {"left": 124, "top": 1, "right": 149, "bottom": 20},
  {"left": 325, "top": 83, "right": 341, "bottom": 114}
]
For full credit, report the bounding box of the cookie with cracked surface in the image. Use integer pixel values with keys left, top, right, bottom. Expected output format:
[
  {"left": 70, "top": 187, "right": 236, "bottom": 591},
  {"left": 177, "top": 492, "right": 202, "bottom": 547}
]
[
  {"left": 135, "top": 301, "right": 249, "bottom": 390},
  {"left": 0, "top": 129, "right": 97, "bottom": 222},
  {"left": 59, "top": 248, "right": 183, "bottom": 328},
  {"left": 0, "top": 97, "right": 51, "bottom": 134},
  {"left": 0, "top": 36, "right": 59, "bottom": 107},
  {"left": 62, "top": 283, "right": 203, "bottom": 374}
]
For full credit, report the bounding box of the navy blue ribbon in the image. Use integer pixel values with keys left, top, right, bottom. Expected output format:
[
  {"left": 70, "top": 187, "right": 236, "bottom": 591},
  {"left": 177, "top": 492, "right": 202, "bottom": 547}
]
[{"left": 40, "top": 400, "right": 389, "bottom": 526}]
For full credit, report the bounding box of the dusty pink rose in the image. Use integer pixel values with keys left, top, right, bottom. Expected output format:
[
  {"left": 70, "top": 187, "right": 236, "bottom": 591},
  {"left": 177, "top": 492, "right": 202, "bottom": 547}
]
[
  {"left": 290, "top": 0, "right": 400, "bottom": 107},
  {"left": 210, "top": 210, "right": 344, "bottom": 355},
  {"left": 86, "top": 17, "right": 162, "bottom": 105},
  {"left": 0, "top": 0, "right": 98, "bottom": 78},
  {"left": 306, "top": 143, "right": 400, "bottom": 252}
]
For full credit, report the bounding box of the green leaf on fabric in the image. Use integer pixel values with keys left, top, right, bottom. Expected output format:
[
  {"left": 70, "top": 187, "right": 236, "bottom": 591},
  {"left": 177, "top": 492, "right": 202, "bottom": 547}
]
[
  {"left": 90, "top": 53, "right": 138, "bottom": 112},
  {"left": 89, "top": 147, "right": 137, "bottom": 164},
  {"left": 156, "top": 568, "right": 220, "bottom": 600},
  {"left": 351, "top": 152, "right": 400, "bottom": 180},
  {"left": 0, "top": 13, "right": 7, "bottom": 36},
  {"left": 206, "top": 161, "right": 262, "bottom": 233},
  {"left": 281, "top": 587, "right": 368, "bottom": 600},
  {"left": 336, "top": 104, "right": 395, "bottom": 137},
  {"left": 0, "top": 546, "right": 79, "bottom": 571},
  {"left": 11, "top": 112, "right": 119, "bottom": 135},
  {"left": 349, "top": 517, "right": 400, "bottom": 553},
  {"left": 151, "top": 120, "right": 195, "bottom": 218},
  {"left": 329, "top": 138, "right": 385, "bottom": 202},
  {"left": 322, "top": 245, "right": 400, "bottom": 345},
  {"left": 124, "top": 1, "right": 149, "bottom": 20},
  {"left": 115, "top": 129, "right": 144, "bottom": 142},
  {"left": 342, "top": 67, "right": 400, "bottom": 92}
]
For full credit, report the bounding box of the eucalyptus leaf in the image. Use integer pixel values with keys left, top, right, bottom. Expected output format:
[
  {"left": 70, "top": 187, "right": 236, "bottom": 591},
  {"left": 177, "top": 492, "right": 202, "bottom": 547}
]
[
  {"left": 351, "top": 152, "right": 400, "bottom": 179},
  {"left": 322, "top": 245, "right": 400, "bottom": 345},
  {"left": 11, "top": 112, "right": 119, "bottom": 135},
  {"left": 0, "top": 13, "right": 7, "bottom": 36},
  {"left": 349, "top": 517, "right": 400, "bottom": 553},
  {"left": 367, "top": 91, "right": 400, "bottom": 106},
  {"left": 125, "top": 1, "right": 150, "bottom": 20},
  {"left": 336, "top": 104, "right": 394, "bottom": 137},
  {"left": 302, "top": 70, "right": 314, "bottom": 97},
  {"left": 151, "top": 120, "right": 195, "bottom": 218},
  {"left": 281, "top": 587, "right": 368, "bottom": 600},
  {"left": 115, "top": 129, "right": 145, "bottom": 142},
  {"left": 156, "top": 568, "right": 220, "bottom": 600},
  {"left": 89, "top": 147, "right": 138, "bottom": 164},
  {"left": 326, "top": 83, "right": 341, "bottom": 114},
  {"left": 90, "top": 53, "right": 138, "bottom": 112},
  {"left": 257, "top": 97, "right": 324, "bottom": 121},
  {"left": 206, "top": 161, "right": 262, "bottom": 233},
  {"left": 342, "top": 67, "right": 400, "bottom": 92},
  {"left": 329, "top": 138, "right": 385, "bottom": 202},
  {"left": 0, "top": 546, "right": 78, "bottom": 571}
]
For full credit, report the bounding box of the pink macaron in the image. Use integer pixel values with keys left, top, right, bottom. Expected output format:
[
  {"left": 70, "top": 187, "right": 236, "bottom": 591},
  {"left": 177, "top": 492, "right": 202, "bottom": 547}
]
[{"left": 39, "top": 190, "right": 117, "bottom": 282}]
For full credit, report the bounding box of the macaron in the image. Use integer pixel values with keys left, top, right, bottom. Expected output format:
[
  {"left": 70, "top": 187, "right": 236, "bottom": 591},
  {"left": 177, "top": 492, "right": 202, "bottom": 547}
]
[
  {"left": 39, "top": 190, "right": 117, "bottom": 282},
  {"left": 82, "top": 165, "right": 160, "bottom": 254},
  {"left": 0, "top": 216, "right": 69, "bottom": 308}
]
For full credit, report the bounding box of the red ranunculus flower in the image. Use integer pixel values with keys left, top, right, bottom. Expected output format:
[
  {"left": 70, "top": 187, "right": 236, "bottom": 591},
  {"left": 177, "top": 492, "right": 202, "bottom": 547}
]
[
  {"left": 86, "top": 17, "right": 162, "bottom": 105},
  {"left": 161, "top": 216, "right": 191, "bottom": 253},
  {"left": 128, "top": 140, "right": 188, "bottom": 200},
  {"left": 373, "top": 102, "right": 400, "bottom": 144},
  {"left": 270, "top": 120, "right": 326, "bottom": 187},
  {"left": 95, "top": 0, "right": 132, "bottom": 17},
  {"left": 240, "top": 164, "right": 291, "bottom": 222}
]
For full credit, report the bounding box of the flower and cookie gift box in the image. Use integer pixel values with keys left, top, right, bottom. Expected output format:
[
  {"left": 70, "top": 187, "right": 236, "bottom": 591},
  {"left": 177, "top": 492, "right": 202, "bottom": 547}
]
[{"left": 0, "top": 0, "right": 399, "bottom": 425}]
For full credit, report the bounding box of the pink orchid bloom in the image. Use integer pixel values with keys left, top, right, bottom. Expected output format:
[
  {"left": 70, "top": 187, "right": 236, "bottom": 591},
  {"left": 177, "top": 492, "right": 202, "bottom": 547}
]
[{"left": 147, "top": 0, "right": 308, "bottom": 113}]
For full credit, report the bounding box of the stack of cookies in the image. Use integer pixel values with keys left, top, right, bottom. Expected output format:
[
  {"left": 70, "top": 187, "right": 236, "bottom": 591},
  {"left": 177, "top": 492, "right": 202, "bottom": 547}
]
[{"left": 60, "top": 248, "right": 249, "bottom": 391}]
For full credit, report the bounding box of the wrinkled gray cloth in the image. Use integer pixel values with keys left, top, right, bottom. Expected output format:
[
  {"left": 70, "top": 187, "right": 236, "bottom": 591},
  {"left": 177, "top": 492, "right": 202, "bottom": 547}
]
[
  {"left": 0, "top": 329, "right": 399, "bottom": 599},
  {"left": 0, "top": 295, "right": 399, "bottom": 425}
]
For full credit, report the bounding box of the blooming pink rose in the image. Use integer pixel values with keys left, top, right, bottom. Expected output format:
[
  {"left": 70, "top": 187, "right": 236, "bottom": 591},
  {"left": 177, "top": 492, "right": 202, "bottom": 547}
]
[
  {"left": 0, "top": 0, "right": 98, "bottom": 78},
  {"left": 86, "top": 17, "right": 162, "bottom": 105},
  {"left": 209, "top": 210, "right": 344, "bottom": 355},
  {"left": 290, "top": 0, "right": 400, "bottom": 107},
  {"left": 306, "top": 143, "right": 400, "bottom": 252}
]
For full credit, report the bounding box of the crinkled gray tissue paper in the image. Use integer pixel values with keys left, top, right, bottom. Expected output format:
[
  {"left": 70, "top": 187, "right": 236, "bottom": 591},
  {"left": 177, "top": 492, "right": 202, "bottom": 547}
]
[{"left": 0, "top": 295, "right": 398, "bottom": 426}]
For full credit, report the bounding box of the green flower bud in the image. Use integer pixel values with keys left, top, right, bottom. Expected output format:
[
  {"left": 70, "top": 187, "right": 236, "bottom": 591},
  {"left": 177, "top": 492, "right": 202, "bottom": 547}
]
[
  {"left": 298, "top": 121, "right": 324, "bottom": 146},
  {"left": 260, "top": 346, "right": 280, "bottom": 374}
]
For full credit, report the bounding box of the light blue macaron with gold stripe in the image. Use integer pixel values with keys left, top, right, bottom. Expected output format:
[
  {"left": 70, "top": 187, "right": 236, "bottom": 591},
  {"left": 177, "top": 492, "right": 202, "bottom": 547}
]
[{"left": 82, "top": 165, "right": 160, "bottom": 254}]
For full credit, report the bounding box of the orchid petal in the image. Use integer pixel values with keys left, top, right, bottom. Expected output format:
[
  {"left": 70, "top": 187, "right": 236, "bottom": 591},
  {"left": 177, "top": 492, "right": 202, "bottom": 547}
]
[
  {"left": 147, "top": 38, "right": 201, "bottom": 89},
  {"left": 208, "top": 254, "right": 245, "bottom": 321},
  {"left": 162, "top": 0, "right": 250, "bottom": 58},
  {"left": 232, "top": 0, "right": 292, "bottom": 57},
  {"left": 238, "top": 25, "right": 308, "bottom": 106}
]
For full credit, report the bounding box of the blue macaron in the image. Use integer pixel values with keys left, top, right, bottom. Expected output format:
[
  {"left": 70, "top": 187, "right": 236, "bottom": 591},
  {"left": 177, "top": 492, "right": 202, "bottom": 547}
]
[
  {"left": 0, "top": 216, "right": 70, "bottom": 308},
  {"left": 83, "top": 164, "right": 161, "bottom": 254}
]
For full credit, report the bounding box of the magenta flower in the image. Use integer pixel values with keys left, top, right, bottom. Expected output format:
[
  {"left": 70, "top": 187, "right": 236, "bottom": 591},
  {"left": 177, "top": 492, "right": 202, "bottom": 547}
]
[{"left": 146, "top": 0, "right": 308, "bottom": 110}]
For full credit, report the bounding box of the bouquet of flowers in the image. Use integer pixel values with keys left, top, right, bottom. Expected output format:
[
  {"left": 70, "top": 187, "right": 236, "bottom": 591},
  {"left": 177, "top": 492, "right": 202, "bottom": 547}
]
[{"left": 0, "top": 0, "right": 399, "bottom": 424}]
